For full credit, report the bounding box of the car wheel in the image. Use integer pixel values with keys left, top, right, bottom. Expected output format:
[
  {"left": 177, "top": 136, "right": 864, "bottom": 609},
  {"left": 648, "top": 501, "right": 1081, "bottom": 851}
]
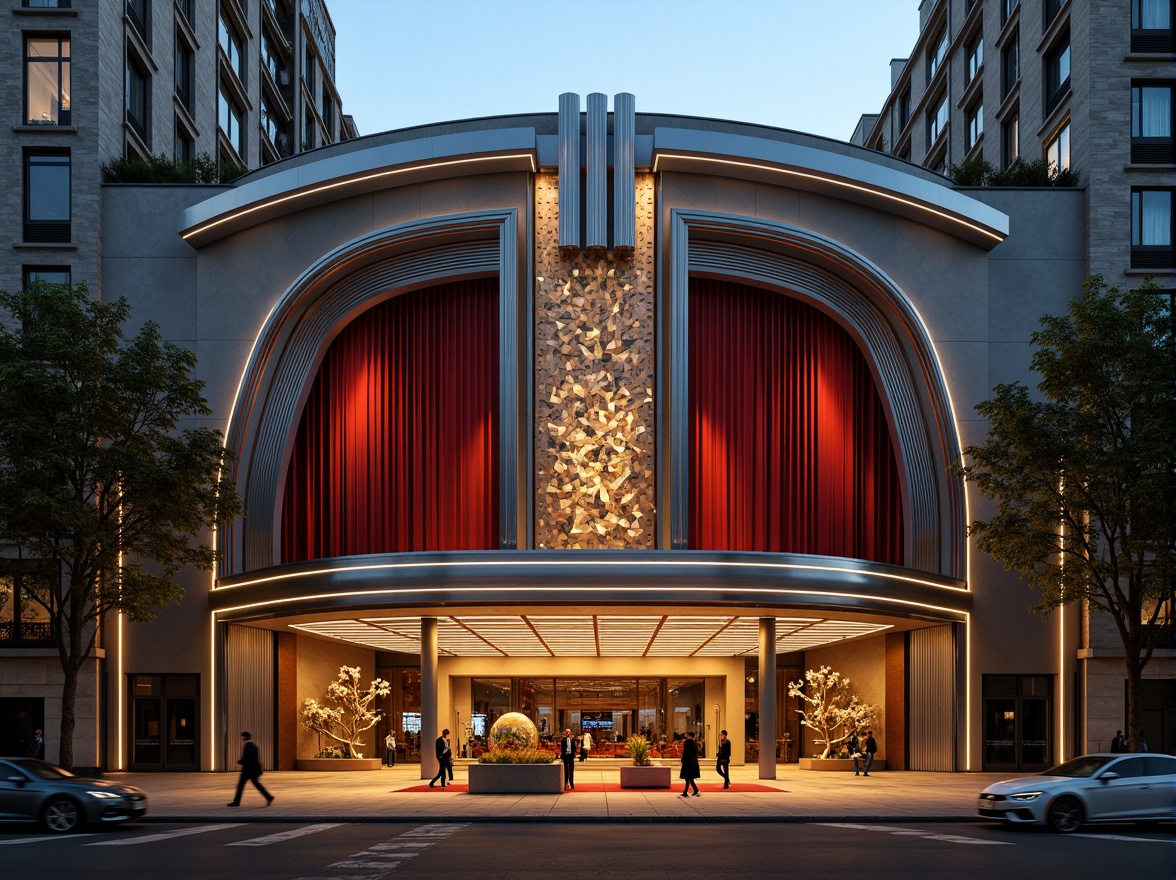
[
  {"left": 42, "top": 797, "right": 82, "bottom": 833},
  {"left": 1046, "top": 796, "right": 1083, "bottom": 833}
]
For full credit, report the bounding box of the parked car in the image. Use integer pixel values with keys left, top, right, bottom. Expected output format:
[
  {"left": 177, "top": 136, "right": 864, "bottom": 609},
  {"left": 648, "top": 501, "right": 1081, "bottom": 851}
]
[
  {"left": 978, "top": 753, "right": 1176, "bottom": 832},
  {"left": 0, "top": 757, "right": 147, "bottom": 833}
]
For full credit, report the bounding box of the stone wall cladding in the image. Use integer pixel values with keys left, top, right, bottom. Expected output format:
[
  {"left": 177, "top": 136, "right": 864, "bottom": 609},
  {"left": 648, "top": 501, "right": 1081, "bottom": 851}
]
[{"left": 533, "top": 173, "right": 657, "bottom": 549}]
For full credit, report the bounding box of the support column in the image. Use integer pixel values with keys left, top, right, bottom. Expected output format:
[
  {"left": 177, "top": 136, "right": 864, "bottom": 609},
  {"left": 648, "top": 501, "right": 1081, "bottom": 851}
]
[
  {"left": 420, "top": 617, "right": 438, "bottom": 780},
  {"left": 758, "top": 617, "right": 776, "bottom": 779}
]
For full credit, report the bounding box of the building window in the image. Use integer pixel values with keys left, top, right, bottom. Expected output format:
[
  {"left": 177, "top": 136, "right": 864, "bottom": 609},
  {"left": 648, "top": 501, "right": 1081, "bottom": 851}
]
[
  {"left": 0, "top": 558, "right": 56, "bottom": 644},
  {"left": 322, "top": 96, "right": 334, "bottom": 141},
  {"left": 125, "top": 57, "right": 149, "bottom": 143},
  {"left": 23, "top": 151, "right": 70, "bottom": 243},
  {"left": 967, "top": 33, "right": 984, "bottom": 83},
  {"left": 898, "top": 85, "right": 912, "bottom": 130},
  {"left": 218, "top": 82, "right": 244, "bottom": 158},
  {"left": 23, "top": 265, "right": 70, "bottom": 288},
  {"left": 967, "top": 100, "right": 984, "bottom": 150},
  {"left": 927, "top": 26, "right": 948, "bottom": 83},
  {"left": 1002, "top": 0, "right": 1019, "bottom": 24},
  {"left": 302, "top": 110, "right": 316, "bottom": 151},
  {"left": 1132, "top": 82, "right": 1175, "bottom": 162},
  {"left": 22, "top": 1, "right": 72, "bottom": 7},
  {"left": 24, "top": 37, "right": 70, "bottom": 126},
  {"left": 174, "top": 120, "right": 193, "bottom": 164},
  {"left": 219, "top": 5, "right": 245, "bottom": 81},
  {"left": 176, "top": 0, "right": 193, "bottom": 24},
  {"left": 261, "top": 93, "right": 279, "bottom": 147},
  {"left": 1044, "top": 34, "right": 1071, "bottom": 114},
  {"left": 262, "top": 32, "right": 285, "bottom": 86},
  {"left": 1132, "top": 0, "right": 1174, "bottom": 52},
  {"left": 927, "top": 93, "right": 948, "bottom": 148},
  {"left": 1001, "top": 31, "right": 1019, "bottom": 98},
  {"left": 1045, "top": 121, "right": 1070, "bottom": 172},
  {"left": 1002, "top": 111, "right": 1020, "bottom": 167},
  {"left": 1043, "top": 0, "right": 1063, "bottom": 28},
  {"left": 175, "top": 34, "right": 194, "bottom": 112},
  {"left": 1131, "top": 188, "right": 1174, "bottom": 268},
  {"left": 126, "top": 0, "right": 149, "bottom": 45}
]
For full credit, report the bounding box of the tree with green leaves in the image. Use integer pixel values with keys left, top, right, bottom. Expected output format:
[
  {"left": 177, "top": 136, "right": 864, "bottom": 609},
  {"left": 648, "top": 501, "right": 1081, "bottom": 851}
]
[
  {"left": 0, "top": 282, "right": 241, "bottom": 769},
  {"left": 959, "top": 278, "right": 1174, "bottom": 753}
]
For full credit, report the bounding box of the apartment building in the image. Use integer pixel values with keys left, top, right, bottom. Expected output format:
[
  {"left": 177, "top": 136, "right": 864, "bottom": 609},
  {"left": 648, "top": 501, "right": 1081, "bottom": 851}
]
[
  {"left": 854, "top": 0, "right": 1175, "bottom": 291},
  {"left": 1, "top": 0, "right": 356, "bottom": 298}
]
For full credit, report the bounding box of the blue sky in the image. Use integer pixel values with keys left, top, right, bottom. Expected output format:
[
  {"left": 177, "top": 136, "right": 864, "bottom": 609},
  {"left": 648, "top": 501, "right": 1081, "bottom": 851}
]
[{"left": 329, "top": 0, "right": 920, "bottom": 141}]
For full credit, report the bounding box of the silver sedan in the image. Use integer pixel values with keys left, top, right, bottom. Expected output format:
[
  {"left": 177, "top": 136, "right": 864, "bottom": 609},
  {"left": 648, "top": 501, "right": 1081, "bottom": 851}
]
[
  {"left": 978, "top": 753, "right": 1176, "bottom": 832},
  {"left": 0, "top": 757, "right": 148, "bottom": 833}
]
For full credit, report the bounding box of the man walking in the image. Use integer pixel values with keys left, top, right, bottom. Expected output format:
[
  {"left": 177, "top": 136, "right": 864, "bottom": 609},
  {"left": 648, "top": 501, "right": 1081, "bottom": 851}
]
[
  {"left": 560, "top": 728, "right": 577, "bottom": 790},
  {"left": 227, "top": 731, "right": 273, "bottom": 807},
  {"left": 429, "top": 728, "right": 452, "bottom": 787},
  {"left": 863, "top": 729, "right": 878, "bottom": 777},
  {"left": 679, "top": 731, "right": 701, "bottom": 797},
  {"left": 715, "top": 729, "right": 732, "bottom": 789},
  {"left": 1110, "top": 730, "right": 1126, "bottom": 753}
]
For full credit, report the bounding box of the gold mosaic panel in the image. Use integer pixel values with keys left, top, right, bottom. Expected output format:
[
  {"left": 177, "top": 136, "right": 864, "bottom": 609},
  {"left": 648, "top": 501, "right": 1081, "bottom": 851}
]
[{"left": 534, "top": 173, "right": 656, "bottom": 549}]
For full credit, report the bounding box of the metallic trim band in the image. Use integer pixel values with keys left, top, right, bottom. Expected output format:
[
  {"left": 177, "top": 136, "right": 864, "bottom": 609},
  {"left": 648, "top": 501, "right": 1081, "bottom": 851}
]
[
  {"left": 558, "top": 93, "right": 580, "bottom": 249},
  {"left": 586, "top": 93, "right": 608, "bottom": 249},
  {"left": 613, "top": 93, "right": 636, "bottom": 251}
]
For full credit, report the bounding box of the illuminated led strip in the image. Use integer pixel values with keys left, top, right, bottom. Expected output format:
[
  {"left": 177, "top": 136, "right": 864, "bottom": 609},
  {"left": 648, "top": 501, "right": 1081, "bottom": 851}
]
[
  {"left": 651, "top": 152, "right": 1005, "bottom": 244},
  {"left": 213, "top": 557, "right": 969, "bottom": 593},
  {"left": 182, "top": 153, "right": 538, "bottom": 242}
]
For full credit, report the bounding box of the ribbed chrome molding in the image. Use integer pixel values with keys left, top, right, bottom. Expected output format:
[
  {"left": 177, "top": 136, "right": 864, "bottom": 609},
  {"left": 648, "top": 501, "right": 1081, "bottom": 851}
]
[
  {"left": 668, "top": 210, "right": 965, "bottom": 579},
  {"left": 586, "top": 93, "right": 608, "bottom": 249},
  {"left": 613, "top": 93, "right": 636, "bottom": 251},
  {"left": 558, "top": 93, "right": 580, "bottom": 250},
  {"left": 210, "top": 549, "right": 971, "bottom": 624},
  {"left": 908, "top": 625, "right": 956, "bottom": 771},
  {"left": 222, "top": 210, "right": 520, "bottom": 576}
]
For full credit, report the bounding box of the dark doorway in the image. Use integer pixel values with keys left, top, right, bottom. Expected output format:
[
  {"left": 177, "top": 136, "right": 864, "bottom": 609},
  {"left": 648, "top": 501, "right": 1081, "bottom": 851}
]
[
  {"left": 128, "top": 674, "right": 199, "bottom": 770},
  {"left": 982, "top": 674, "right": 1052, "bottom": 772},
  {"left": 0, "top": 697, "right": 44, "bottom": 757}
]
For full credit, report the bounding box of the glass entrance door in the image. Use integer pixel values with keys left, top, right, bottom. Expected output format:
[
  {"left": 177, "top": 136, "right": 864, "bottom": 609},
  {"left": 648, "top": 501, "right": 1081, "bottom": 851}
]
[
  {"left": 129, "top": 674, "right": 199, "bottom": 770},
  {"left": 982, "top": 675, "right": 1051, "bottom": 772}
]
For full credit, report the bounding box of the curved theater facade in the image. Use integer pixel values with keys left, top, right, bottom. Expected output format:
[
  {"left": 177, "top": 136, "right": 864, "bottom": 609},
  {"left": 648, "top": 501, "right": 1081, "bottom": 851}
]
[{"left": 96, "top": 93, "right": 1090, "bottom": 776}]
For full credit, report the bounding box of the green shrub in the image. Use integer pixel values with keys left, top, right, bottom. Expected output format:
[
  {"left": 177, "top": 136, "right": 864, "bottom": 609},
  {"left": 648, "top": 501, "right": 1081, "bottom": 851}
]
[
  {"left": 951, "top": 156, "right": 1080, "bottom": 187},
  {"left": 626, "top": 734, "right": 652, "bottom": 766},
  {"left": 476, "top": 747, "right": 555, "bottom": 764},
  {"left": 101, "top": 152, "right": 247, "bottom": 184}
]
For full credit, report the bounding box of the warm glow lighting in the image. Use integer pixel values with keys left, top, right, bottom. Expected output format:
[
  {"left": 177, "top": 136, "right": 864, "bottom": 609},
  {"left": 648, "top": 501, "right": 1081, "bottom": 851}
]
[
  {"left": 651, "top": 153, "right": 1005, "bottom": 244},
  {"left": 182, "top": 154, "right": 538, "bottom": 241},
  {"left": 1058, "top": 475, "right": 1066, "bottom": 763}
]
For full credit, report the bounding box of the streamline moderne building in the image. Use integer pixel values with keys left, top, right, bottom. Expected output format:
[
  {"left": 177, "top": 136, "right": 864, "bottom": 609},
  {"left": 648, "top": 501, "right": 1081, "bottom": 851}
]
[{"left": 5, "top": 91, "right": 1171, "bottom": 775}]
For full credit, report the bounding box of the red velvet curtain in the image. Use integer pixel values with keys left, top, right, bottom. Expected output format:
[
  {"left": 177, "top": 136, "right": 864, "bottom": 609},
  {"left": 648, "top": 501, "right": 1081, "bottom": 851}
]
[
  {"left": 689, "top": 278, "right": 903, "bottom": 564},
  {"left": 281, "top": 278, "right": 499, "bottom": 562}
]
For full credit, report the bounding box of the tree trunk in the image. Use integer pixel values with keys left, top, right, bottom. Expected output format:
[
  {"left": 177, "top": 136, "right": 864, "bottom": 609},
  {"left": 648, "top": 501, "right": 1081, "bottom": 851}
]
[
  {"left": 1123, "top": 653, "right": 1144, "bottom": 753},
  {"left": 59, "top": 662, "right": 78, "bottom": 770}
]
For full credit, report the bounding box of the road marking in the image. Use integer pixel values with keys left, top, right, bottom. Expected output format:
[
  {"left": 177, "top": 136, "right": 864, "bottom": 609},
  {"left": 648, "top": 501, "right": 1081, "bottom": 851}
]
[
  {"left": 815, "top": 823, "right": 1012, "bottom": 846},
  {"left": 310, "top": 822, "right": 468, "bottom": 879},
  {"left": 0, "top": 834, "right": 97, "bottom": 845},
  {"left": 1071, "top": 832, "right": 1176, "bottom": 844},
  {"left": 86, "top": 824, "right": 245, "bottom": 846},
  {"left": 226, "top": 823, "right": 345, "bottom": 846}
]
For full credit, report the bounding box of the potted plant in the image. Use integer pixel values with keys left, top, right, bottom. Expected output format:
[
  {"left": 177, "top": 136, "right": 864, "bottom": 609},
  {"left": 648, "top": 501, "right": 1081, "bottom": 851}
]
[
  {"left": 297, "top": 665, "right": 390, "bottom": 770},
  {"left": 468, "top": 713, "right": 562, "bottom": 793},
  {"left": 788, "top": 666, "right": 883, "bottom": 771},
  {"left": 619, "top": 734, "right": 672, "bottom": 788}
]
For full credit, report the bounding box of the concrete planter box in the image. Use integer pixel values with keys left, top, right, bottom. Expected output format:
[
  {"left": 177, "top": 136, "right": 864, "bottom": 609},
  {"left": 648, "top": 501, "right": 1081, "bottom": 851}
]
[
  {"left": 468, "top": 761, "right": 563, "bottom": 794},
  {"left": 295, "top": 758, "right": 385, "bottom": 771},
  {"left": 619, "top": 764, "right": 672, "bottom": 788},
  {"left": 798, "top": 757, "right": 887, "bottom": 772}
]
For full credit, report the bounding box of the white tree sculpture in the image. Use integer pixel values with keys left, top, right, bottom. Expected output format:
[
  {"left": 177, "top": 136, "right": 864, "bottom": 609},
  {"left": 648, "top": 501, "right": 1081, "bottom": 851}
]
[
  {"left": 788, "top": 666, "right": 878, "bottom": 759},
  {"left": 300, "top": 666, "right": 391, "bottom": 759}
]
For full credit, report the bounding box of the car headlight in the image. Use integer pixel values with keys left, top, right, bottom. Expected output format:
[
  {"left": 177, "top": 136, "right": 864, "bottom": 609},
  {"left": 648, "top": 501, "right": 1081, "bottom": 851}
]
[
  {"left": 1009, "top": 791, "right": 1044, "bottom": 801},
  {"left": 86, "top": 790, "right": 123, "bottom": 799}
]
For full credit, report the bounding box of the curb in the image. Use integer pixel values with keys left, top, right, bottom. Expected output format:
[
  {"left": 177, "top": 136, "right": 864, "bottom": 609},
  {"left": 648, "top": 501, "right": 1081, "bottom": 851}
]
[{"left": 139, "top": 814, "right": 983, "bottom": 825}]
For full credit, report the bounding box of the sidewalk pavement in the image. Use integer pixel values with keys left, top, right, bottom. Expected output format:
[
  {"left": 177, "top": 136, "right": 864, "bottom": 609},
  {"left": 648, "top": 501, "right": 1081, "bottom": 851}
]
[{"left": 110, "top": 763, "right": 1016, "bottom": 824}]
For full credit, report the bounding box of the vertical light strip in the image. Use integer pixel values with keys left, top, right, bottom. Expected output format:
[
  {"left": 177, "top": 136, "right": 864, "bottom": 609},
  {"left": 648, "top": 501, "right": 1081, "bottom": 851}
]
[
  {"left": 209, "top": 612, "right": 217, "bottom": 771},
  {"left": 557, "top": 92, "right": 580, "bottom": 250},
  {"left": 585, "top": 92, "right": 608, "bottom": 249},
  {"left": 964, "top": 613, "right": 971, "bottom": 771},
  {"left": 115, "top": 493, "right": 124, "bottom": 771},
  {"left": 1058, "top": 475, "right": 1066, "bottom": 763}
]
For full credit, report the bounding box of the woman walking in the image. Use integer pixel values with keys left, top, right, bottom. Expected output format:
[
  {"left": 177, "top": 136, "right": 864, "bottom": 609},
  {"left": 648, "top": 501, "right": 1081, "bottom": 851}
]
[{"left": 679, "top": 731, "right": 701, "bottom": 797}]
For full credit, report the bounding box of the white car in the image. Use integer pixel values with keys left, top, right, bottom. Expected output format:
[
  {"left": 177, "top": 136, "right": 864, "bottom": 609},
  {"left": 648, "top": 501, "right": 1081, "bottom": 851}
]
[{"left": 978, "top": 753, "right": 1176, "bottom": 832}]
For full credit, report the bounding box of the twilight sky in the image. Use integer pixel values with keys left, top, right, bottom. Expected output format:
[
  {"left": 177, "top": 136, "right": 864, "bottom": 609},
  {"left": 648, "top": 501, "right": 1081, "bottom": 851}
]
[{"left": 328, "top": 0, "right": 920, "bottom": 142}]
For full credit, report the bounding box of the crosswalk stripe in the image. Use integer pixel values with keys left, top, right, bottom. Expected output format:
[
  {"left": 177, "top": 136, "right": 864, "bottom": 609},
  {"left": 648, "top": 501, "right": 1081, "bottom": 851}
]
[
  {"left": 814, "top": 822, "right": 1012, "bottom": 846},
  {"left": 0, "top": 834, "right": 97, "bottom": 845},
  {"left": 1071, "top": 833, "right": 1175, "bottom": 844},
  {"left": 226, "top": 823, "right": 345, "bottom": 846},
  {"left": 86, "top": 824, "right": 245, "bottom": 846}
]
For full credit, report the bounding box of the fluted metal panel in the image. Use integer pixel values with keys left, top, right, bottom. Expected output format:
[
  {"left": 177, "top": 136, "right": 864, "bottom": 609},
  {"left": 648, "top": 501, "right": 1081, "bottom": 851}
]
[
  {"left": 225, "top": 624, "right": 275, "bottom": 770},
  {"left": 585, "top": 93, "right": 608, "bottom": 249},
  {"left": 558, "top": 93, "right": 580, "bottom": 249},
  {"left": 612, "top": 93, "right": 636, "bottom": 251},
  {"left": 908, "top": 625, "right": 955, "bottom": 771}
]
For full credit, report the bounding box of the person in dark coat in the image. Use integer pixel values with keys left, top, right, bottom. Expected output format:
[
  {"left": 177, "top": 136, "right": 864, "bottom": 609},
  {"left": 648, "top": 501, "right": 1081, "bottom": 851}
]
[
  {"left": 27, "top": 729, "right": 44, "bottom": 760},
  {"left": 679, "top": 731, "right": 701, "bottom": 796},
  {"left": 1110, "top": 730, "right": 1126, "bottom": 753},
  {"left": 429, "top": 728, "right": 452, "bottom": 787},
  {"left": 559, "top": 728, "right": 577, "bottom": 790},
  {"left": 227, "top": 731, "right": 273, "bottom": 806},
  {"left": 863, "top": 729, "right": 878, "bottom": 777},
  {"left": 849, "top": 729, "right": 863, "bottom": 776},
  {"left": 715, "top": 729, "right": 732, "bottom": 789}
]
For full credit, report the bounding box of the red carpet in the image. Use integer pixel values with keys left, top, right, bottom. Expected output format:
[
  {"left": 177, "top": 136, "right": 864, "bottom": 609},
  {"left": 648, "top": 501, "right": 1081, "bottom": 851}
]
[{"left": 399, "top": 782, "right": 783, "bottom": 793}]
